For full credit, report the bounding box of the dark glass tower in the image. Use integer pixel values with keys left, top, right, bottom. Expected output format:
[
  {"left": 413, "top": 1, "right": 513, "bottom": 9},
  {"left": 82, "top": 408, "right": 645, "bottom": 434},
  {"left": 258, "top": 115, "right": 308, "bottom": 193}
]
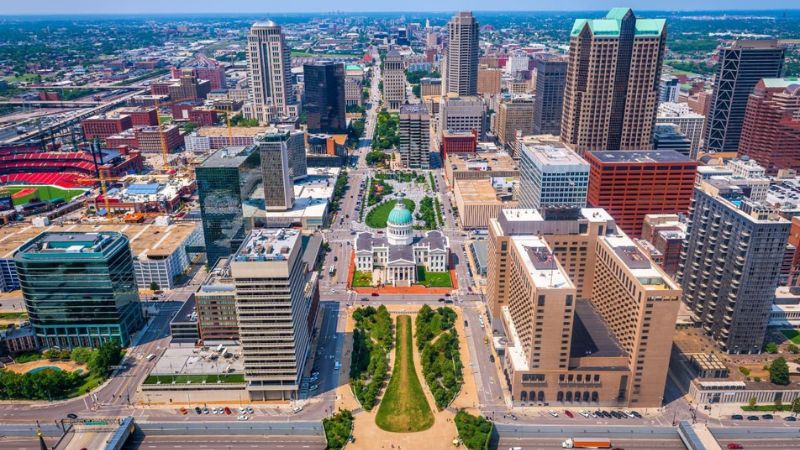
[
  {"left": 704, "top": 40, "right": 785, "bottom": 153},
  {"left": 532, "top": 57, "right": 567, "bottom": 135},
  {"left": 196, "top": 145, "right": 261, "bottom": 268},
  {"left": 15, "top": 231, "right": 144, "bottom": 348},
  {"left": 303, "top": 61, "right": 347, "bottom": 134}
]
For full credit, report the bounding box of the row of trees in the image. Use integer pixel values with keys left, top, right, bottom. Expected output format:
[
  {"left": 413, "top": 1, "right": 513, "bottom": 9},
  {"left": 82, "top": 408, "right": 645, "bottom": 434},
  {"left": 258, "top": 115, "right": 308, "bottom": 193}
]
[
  {"left": 322, "top": 409, "right": 353, "bottom": 450},
  {"left": 372, "top": 110, "right": 399, "bottom": 151},
  {"left": 350, "top": 306, "right": 393, "bottom": 410},
  {"left": 405, "top": 69, "right": 440, "bottom": 97},
  {"left": 455, "top": 410, "right": 492, "bottom": 450},
  {"left": 0, "top": 341, "right": 122, "bottom": 400},
  {"left": 416, "top": 305, "right": 463, "bottom": 409},
  {"left": 329, "top": 169, "right": 349, "bottom": 212},
  {"left": 416, "top": 196, "right": 438, "bottom": 230}
]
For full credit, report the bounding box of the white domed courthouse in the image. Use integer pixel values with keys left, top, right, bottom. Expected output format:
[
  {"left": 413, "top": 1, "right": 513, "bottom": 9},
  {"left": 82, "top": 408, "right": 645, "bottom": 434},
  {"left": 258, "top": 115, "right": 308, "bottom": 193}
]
[{"left": 354, "top": 202, "right": 450, "bottom": 286}]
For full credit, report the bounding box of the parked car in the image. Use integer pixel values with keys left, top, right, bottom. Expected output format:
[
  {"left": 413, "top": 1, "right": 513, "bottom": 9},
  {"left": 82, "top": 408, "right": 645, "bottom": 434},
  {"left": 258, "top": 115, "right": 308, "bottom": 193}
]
[
  {"left": 731, "top": 414, "right": 743, "bottom": 420},
  {"left": 746, "top": 415, "right": 759, "bottom": 421},
  {"left": 785, "top": 416, "right": 797, "bottom": 422},
  {"left": 564, "top": 410, "right": 574, "bottom": 418},
  {"left": 548, "top": 410, "right": 559, "bottom": 417},
  {"left": 727, "top": 444, "right": 743, "bottom": 449},
  {"left": 179, "top": 408, "right": 187, "bottom": 415},
  {"left": 489, "top": 354, "right": 495, "bottom": 363},
  {"left": 761, "top": 414, "right": 774, "bottom": 420},
  {"left": 224, "top": 407, "right": 231, "bottom": 415},
  {"left": 630, "top": 411, "right": 642, "bottom": 418}
]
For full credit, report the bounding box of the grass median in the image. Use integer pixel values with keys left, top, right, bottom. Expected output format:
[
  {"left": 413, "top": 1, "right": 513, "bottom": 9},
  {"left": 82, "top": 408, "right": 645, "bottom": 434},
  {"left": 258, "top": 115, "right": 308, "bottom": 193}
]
[{"left": 375, "top": 315, "right": 434, "bottom": 432}]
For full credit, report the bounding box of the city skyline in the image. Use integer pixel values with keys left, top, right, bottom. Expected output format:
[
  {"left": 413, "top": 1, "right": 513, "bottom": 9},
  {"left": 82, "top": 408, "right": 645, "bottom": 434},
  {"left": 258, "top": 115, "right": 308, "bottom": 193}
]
[{"left": 2, "top": 1, "right": 800, "bottom": 14}]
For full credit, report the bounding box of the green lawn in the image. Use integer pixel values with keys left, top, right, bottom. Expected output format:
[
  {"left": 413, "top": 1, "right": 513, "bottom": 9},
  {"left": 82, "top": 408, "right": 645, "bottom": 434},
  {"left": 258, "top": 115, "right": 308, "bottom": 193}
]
[
  {"left": 416, "top": 267, "right": 452, "bottom": 288},
  {"left": 142, "top": 374, "right": 245, "bottom": 385},
  {"left": 365, "top": 199, "right": 415, "bottom": 229},
  {"left": 741, "top": 404, "right": 794, "bottom": 412},
  {"left": 375, "top": 315, "right": 434, "bottom": 432},
  {"left": 0, "top": 312, "right": 27, "bottom": 320},
  {"left": 68, "top": 372, "right": 105, "bottom": 397},
  {"left": 781, "top": 329, "right": 800, "bottom": 344},
  {"left": 352, "top": 271, "right": 373, "bottom": 287},
  {"left": 4, "top": 184, "right": 86, "bottom": 206}
]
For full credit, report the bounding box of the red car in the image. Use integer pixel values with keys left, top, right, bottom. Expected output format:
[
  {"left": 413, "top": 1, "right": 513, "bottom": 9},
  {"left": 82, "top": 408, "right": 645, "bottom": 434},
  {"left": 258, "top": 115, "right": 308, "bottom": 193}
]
[
  {"left": 564, "top": 410, "right": 574, "bottom": 418},
  {"left": 224, "top": 406, "right": 232, "bottom": 415},
  {"left": 727, "top": 444, "right": 743, "bottom": 450}
]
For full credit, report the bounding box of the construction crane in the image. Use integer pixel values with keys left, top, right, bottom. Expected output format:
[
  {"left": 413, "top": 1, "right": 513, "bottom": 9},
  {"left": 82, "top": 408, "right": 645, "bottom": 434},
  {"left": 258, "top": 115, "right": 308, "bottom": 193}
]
[
  {"left": 153, "top": 96, "right": 235, "bottom": 173},
  {"left": 77, "top": 173, "right": 124, "bottom": 217}
]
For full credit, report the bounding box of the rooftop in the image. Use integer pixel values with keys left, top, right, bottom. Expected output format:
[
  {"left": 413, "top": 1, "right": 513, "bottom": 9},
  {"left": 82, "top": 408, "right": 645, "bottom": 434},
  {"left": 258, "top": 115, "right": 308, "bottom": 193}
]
[
  {"left": 0, "top": 222, "right": 198, "bottom": 261},
  {"left": 571, "top": 9, "right": 666, "bottom": 38},
  {"left": 234, "top": 228, "right": 301, "bottom": 262},
  {"left": 171, "top": 297, "right": 197, "bottom": 325},
  {"left": 521, "top": 143, "right": 589, "bottom": 168},
  {"left": 151, "top": 345, "right": 244, "bottom": 376},
  {"left": 587, "top": 150, "right": 695, "bottom": 164},
  {"left": 447, "top": 151, "right": 517, "bottom": 172},
  {"left": 199, "top": 145, "right": 257, "bottom": 169},
  {"left": 17, "top": 231, "right": 122, "bottom": 256},
  {"left": 455, "top": 178, "right": 516, "bottom": 204},
  {"left": 512, "top": 236, "right": 572, "bottom": 290}
]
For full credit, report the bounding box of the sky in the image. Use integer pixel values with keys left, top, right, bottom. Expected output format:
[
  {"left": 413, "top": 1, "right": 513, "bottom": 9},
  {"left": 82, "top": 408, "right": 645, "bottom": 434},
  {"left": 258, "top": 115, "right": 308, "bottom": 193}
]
[{"left": 0, "top": 0, "right": 797, "bottom": 15}]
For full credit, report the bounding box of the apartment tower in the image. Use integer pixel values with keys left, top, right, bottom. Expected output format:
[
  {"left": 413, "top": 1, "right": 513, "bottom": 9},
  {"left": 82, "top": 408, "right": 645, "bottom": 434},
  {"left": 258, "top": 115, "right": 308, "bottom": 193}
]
[
  {"left": 561, "top": 8, "right": 666, "bottom": 155},
  {"left": 399, "top": 104, "right": 431, "bottom": 169},
  {"left": 677, "top": 179, "right": 790, "bottom": 354}
]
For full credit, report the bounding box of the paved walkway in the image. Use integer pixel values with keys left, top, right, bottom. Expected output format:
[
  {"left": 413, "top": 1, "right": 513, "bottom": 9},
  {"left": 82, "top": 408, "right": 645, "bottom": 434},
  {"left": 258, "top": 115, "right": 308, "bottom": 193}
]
[{"left": 335, "top": 304, "right": 479, "bottom": 450}]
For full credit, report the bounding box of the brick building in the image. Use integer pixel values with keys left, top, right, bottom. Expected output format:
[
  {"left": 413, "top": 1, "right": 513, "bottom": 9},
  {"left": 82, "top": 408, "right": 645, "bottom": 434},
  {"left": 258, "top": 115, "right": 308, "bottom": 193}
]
[{"left": 586, "top": 150, "right": 697, "bottom": 237}]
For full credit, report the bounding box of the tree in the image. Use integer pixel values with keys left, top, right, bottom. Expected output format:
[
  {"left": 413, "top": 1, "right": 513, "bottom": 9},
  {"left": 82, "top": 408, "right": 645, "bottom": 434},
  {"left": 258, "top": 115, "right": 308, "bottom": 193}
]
[
  {"left": 183, "top": 122, "right": 199, "bottom": 133},
  {"left": 788, "top": 343, "right": 799, "bottom": 354},
  {"left": 88, "top": 340, "right": 123, "bottom": 378},
  {"left": 770, "top": 357, "right": 790, "bottom": 385},
  {"left": 748, "top": 396, "right": 757, "bottom": 407},
  {"left": 149, "top": 281, "right": 160, "bottom": 291},
  {"left": 765, "top": 342, "right": 779, "bottom": 353},
  {"left": 792, "top": 397, "right": 800, "bottom": 416}
]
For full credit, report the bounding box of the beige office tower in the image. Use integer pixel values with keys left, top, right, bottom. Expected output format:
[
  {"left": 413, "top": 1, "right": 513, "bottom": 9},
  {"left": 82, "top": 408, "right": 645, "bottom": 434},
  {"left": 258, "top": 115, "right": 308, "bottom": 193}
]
[
  {"left": 445, "top": 11, "right": 479, "bottom": 96},
  {"left": 247, "top": 21, "right": 298, "bottom": 124},
  {"left": 495, "top": 96, "right": 534, "bottom": 149},
  {"left": 383, "top": 51, "right": 406, "bottom": 110},
  {"left": 230, "top": 229, "right": 316, "bottom": 400},
  {"left": 487, "top": 207, "right": 680, "bottom": 407},
  {"left": 477, "top": 66, "right": 502, "bottom": 95},
  {"left": 561, "top": 8, "right": 666, "bottom": 155},
  {"left": 399, "top": 104, "right": 431, "bottom": 169}
]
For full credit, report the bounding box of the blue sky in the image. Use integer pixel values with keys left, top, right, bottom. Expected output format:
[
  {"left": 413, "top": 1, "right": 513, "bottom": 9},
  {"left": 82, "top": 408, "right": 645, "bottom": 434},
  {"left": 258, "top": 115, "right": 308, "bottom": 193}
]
[{"left": 1, "top": 0, "right": 797, "bottom": 14}]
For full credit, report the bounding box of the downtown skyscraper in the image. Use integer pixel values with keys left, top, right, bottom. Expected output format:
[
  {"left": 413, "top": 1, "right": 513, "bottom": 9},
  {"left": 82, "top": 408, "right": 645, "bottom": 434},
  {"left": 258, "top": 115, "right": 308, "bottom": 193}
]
[
  {"left": 247, "top": 21, "right": 297, "bottom": 124},
  {"left": 304, "top": 61, "right": 347, "bottom": 134},
  {"left": 561, "top": 8, "right": 666, "bottom": 155},
  {"left": 704, "top": 40, "right": 785, "bottom": 154},
  {"left": 444, "top": 11, "right": 479, "bottom": 96}
]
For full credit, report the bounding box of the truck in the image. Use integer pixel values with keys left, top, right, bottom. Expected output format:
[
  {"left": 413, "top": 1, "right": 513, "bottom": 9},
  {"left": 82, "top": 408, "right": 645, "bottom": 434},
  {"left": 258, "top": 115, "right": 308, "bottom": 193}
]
[{"left": 561, "top": 438, "right": 612, "bottom": 449}]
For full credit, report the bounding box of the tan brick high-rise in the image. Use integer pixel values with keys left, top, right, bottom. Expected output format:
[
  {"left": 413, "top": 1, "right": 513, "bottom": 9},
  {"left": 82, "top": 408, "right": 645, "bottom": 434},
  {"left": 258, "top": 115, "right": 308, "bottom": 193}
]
[
  {"left": 561, "top": 8, "right": 666, "bottom": 155},
  {"left": 487, "top": 207, "right": 681, "bottom": 407}
]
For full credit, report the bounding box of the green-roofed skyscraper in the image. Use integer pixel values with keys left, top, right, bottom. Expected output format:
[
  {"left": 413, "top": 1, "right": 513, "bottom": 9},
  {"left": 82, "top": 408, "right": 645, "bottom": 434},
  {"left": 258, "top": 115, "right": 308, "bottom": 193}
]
[{"left": 561, "top": 8, "right": 667, "bottom": 155}]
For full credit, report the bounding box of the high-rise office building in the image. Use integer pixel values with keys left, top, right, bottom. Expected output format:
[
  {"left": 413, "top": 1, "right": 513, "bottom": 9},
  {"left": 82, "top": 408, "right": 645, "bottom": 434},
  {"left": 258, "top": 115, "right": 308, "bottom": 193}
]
[
  {"left": 230, "top": 229, "right": 317, "bottom": 400},
  {"left": 439, "top": 94, "right": 485, "bottom": 138},
  {"left": 738, "top": 77, "right": 800, "bottom": 174},
  {"left": 656, "top": 102, "right": 706, "bottom": 159},
  {"left": 444, "top": 11, "right": 479, "bottom": 96},
  {"left": 495, "top": 96, "right": 534, "bottom": 149},
  {"left": 532, "top": 57, "right": 568, "bottom": 135},
  {"left": 399, "top": 104, "right": 431, "bottom": 169},
  {"left": 518, "top": 140, "right": 589, "bottom": 211},
  {"left": 304, "top": 61, "right": 347, "bottom": 134},
  {"left": 196, "top": 145, "right": 261, "bottom": 268},
  {"left": 16, "top": 231, "right": 144, "bottom": 348},
  {"left": 677, "top": 178, "right": 790, "bottom": 354},
  {"left": 561, "top": 8, "right": 666, "bottom": 155},
  {"left": 383, "top": 51, "right": 405, "bottom": 110},
  {"left": 247, "top": 21, "right": 297, "bottom": 123},
  {"left": 258, "top": 131, "right": 297, "bottom": 211},
  {"left": 345, "top": 64, "right": 365, "bottom": 107},
  {"left": 659, "top": 77, "right": 680, "bottom": 103},
  {"left": 585, "top": 150, "right": 697, "bottom": 237},
  {"left": 652, "top": 124, "right": 692, "bottom": 156},
  {"left": 486, "top": 208, "right": 681, "bottom": 407},
  {"left": 704, "top": 40, "right": 785, "bottom": 154}
]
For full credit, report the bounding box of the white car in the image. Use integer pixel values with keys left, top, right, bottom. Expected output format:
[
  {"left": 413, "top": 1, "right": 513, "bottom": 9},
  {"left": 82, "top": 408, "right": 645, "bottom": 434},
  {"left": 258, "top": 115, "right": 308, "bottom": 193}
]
[
  {"left": 548, "top": 410, "right": 559, "bottom": 418},
  {"left": 237, "top": 415, "right": 248, "bottom": 421}
]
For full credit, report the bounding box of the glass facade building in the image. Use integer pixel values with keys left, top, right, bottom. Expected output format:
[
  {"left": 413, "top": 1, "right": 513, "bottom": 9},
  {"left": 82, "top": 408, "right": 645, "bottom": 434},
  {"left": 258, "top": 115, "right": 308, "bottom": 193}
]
[
  {"left": 196, "top": 145, "right": 261, "bottom": 268},
  {"left": 15, "top": 231, "right": 144, "bottom": 348}
]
